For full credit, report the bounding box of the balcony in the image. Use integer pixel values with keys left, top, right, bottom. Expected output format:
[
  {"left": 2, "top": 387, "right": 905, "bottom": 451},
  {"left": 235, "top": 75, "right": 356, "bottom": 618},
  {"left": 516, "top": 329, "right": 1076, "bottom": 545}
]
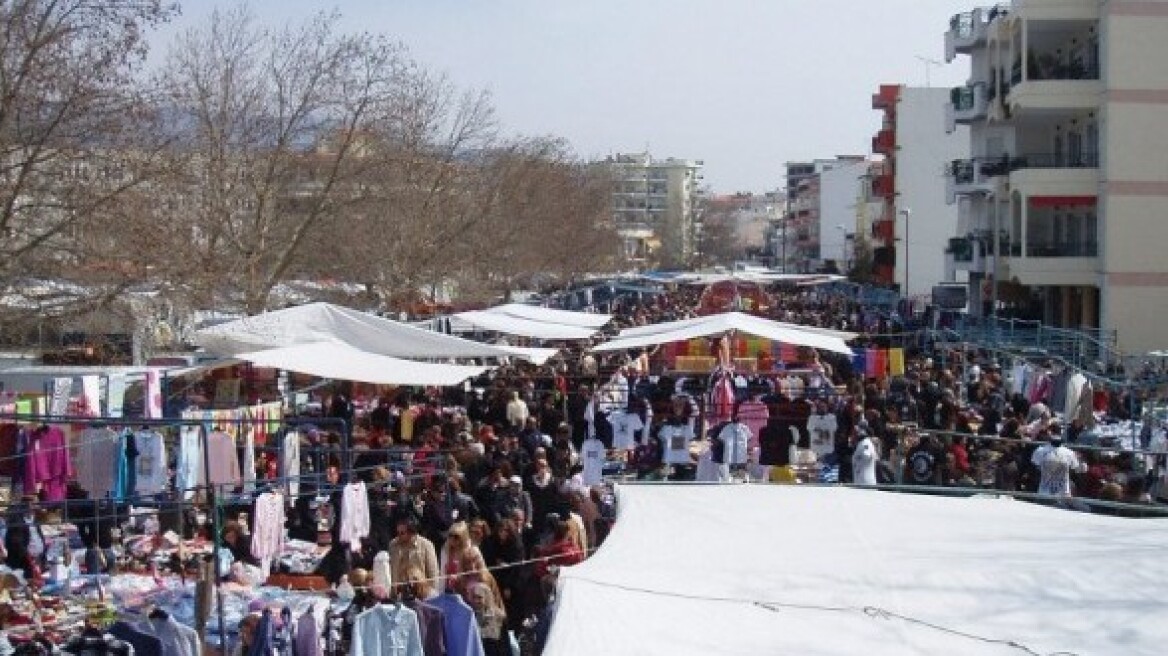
[
  {"left": 945, "top": 7, "right": 1000, "bottom": 62},
  {"left": 945, "top": 83, "right": 988, "bottom": 133},
  {"left": 871, "top": 84, "right": 900, "bottom": 111},
  {"left": 1005, "top": 251, "right": 1098, "bottom": 287},
  {"left": 1008, "top": 152, "right": 1098, "bottom": 171},
  {"left": 945, "top": 236, "right": 995, "bottom": 276},
  {"left": 872, "top": 129, "right": 895, "bottom": 155},
  {"left": 1025, "top": 240, "right": 1097, "bottom": 258},
  {"left": 1008, "top": 152, "right": 1099, "bottom": 199},
  {"left": 872, "top": 219, "right": 895, "bottom": 244},
  {"left": 1007, "top": 53, "right": 1102, "bottom": 113},
  {"left": 945, "top": 157, "right": 1008, "bottom": 204},
  {"left": 870, "top": 173, "right": 894, "bottom": 199}
]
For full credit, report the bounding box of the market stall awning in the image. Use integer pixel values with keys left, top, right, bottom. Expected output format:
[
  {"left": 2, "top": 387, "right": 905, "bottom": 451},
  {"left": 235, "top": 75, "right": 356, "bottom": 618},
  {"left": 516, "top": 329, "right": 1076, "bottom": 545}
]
[
  {"left": 616, "top": 313, "right": 858, "bottom": 341},
  {"left": 590, "top": 311, "right": 854, "bottom": 355},
  {"left": 481, "top": 303, "right": 612, "bottom": 329},
  {"left": 546, "top": 485, "right": 1168, "bottom": 655},
  {"left": 449, "top": 310, "right": 600, "bottom": 340},
  {"left": 195, "top": 302, "right": 548, "bottom": 362},
  {"left": 234, "top": 342, "right": 490, "bottom": 387}
]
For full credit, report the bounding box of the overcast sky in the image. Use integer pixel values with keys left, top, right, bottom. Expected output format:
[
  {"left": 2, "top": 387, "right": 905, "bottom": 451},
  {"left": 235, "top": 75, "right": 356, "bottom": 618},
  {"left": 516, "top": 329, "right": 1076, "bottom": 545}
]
[{"left": 156, "top": 0, "right": 978, "bottom": 193}]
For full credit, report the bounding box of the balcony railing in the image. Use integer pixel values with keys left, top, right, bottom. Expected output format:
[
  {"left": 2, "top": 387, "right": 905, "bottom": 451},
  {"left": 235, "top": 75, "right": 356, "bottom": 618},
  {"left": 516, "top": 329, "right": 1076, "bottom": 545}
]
[
  {"left": 949, "top": 82, "right": 988, "bottom": 127},
  {"left": 948, "top": 157, "right": 1010, "bottom": 183},
  {"left": 1012, "top": 54, "right": 1100, "bottom": 86},
  {"left": 946, "top": 237, "right": 977, "bottom": 262},
  {"left": 1025, "top": 241, "right": 1098, "bottom": 258},
  {"left": 1008, "top": 152, "right": 1099, "bottom": 171}
]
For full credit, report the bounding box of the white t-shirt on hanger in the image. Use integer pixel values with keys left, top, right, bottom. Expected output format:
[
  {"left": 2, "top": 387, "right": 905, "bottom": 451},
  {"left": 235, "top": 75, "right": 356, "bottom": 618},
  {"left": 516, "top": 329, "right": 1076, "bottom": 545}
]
[
  {"left": 660, "top": 423, "right": 695, "bottom": 465},
  {"left": 580, "top": 437, "right": 606, "bottom": 486},
  {"left": 609, "top": 410, "right": 645, "bottom": 451}
]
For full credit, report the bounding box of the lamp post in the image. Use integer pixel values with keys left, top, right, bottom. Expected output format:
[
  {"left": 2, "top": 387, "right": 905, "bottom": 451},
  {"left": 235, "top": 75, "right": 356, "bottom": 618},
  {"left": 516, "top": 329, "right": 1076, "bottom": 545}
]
[{"left": 899, "top": 208, "right": 912, "bottom": 297}]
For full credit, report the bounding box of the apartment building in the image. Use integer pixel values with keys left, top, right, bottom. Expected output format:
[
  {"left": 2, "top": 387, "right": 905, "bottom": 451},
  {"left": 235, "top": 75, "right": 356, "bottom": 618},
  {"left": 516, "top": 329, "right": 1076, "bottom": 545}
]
[
  {"left": 783, "top": 158, "right": 865, "bottom": 273},
  {"left": 943, "top": 0, "right": 1168, "bottom": 352},
  {"left": 870, "top": 85, "right": 970, "bottom": 298},
  {"left": 598, "top": 153, "right": 704, "bottom": 267}
]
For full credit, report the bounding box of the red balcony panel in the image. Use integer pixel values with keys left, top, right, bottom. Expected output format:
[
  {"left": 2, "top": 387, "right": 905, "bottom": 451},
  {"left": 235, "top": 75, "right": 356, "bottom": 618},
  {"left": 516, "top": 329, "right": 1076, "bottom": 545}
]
[
  {"left": 872, "top": 219, "right": 895, "bottom": 243},
  {"left": 872, "top": 129, "right": 896, "bottom": 154},
  {"left": 871, "top": 173, "right": 894, "bottom": 198},
  {"left": 871, "top": 84, "right": 900, "bottom": 110}
]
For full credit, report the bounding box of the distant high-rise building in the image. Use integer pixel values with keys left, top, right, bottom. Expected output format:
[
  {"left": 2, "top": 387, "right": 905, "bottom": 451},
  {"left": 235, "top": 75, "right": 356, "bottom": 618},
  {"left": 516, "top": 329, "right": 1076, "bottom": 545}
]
[
  {"left": 943, "top": 1, "right": 1168, "bottom": 351},
  {"left": 597, "top": 153, "right": 704, "bottom": 266}
]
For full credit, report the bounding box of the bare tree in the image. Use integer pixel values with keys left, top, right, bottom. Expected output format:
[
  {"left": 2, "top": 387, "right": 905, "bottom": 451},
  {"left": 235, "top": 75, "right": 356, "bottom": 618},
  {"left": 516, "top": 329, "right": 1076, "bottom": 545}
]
[
  {"left": 158, "top": 6, "right": 422, "bottom": 314},
  {"left": 460, "top": 137, "right": 614, "bottom": 299},
  {"left": 695, "top": 194, "right": 746, "bottom": 266},
  {"left": 332, "top": 69, "right": 498, "bottom": 309},
  {"left": 0, "top": 0, "right": 177, "bottom": 326}
]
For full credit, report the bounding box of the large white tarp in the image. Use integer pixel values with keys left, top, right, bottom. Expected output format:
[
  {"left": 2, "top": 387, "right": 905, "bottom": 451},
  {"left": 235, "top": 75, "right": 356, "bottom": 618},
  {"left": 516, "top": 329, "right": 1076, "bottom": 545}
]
[
  {"left": 546, "top": 485, "right": 1168, "bottom": 656},
  {"left": 590, "top": 311, "right": 854, "bottom": 355},
  {"left": 195, "top": 302, "right": 552, "bottom": 362},
  {"left": 449, "top": 310, "right": 600, "bottom": 340},
  {"left": 484, "top": 303, "right": 612, "bottom": 329},
  {"left": 233, "top": 342, "right": 489, "bottom": 387},
  {"left": 615, "top": 312, "right": 859, "bottom": 341}
]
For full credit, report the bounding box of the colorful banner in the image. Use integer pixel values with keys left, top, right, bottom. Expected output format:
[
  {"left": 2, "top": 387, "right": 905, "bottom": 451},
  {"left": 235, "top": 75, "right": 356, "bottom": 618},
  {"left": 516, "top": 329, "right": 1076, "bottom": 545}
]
[{"left": 888, "top": 348, "right": 905, "bottom": 377}]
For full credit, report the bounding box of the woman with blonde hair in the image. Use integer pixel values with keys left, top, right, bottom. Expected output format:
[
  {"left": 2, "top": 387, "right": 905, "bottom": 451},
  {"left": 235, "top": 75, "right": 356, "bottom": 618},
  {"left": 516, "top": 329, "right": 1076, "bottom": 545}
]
[
  {"left": 440, "top": 521, "right": 485, "bottom": 596},
  {"left": 467, "top": 573, "right": 509, "bottom": 656},
  {"left": 403, "top": 565, "right": 437, "bottom": 601}
]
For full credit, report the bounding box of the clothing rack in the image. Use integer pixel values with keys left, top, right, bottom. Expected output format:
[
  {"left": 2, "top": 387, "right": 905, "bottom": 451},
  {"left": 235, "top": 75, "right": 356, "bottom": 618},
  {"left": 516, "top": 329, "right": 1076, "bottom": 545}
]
[{"left": 0, "top": 411, "right": 350, "bottom": 655}]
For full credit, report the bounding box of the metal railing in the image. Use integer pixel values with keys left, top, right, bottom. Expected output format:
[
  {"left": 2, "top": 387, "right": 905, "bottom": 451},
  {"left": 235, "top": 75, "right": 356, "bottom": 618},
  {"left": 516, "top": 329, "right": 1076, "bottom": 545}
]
[
  {"left": 948, "top": 157, "right": 1010, "bottom": 183},
  {"left": 950, "top": 82, "right": 986, "bottom": 111},
  {"left": 1024, "top": 240, "right": 1098, "bottom": 258},
  {"left": 1009, "top": 152, "right": 1099, "bottom": 170},
  {"left": 934, "top": 318, "right": 1120, "bottom": 373}
]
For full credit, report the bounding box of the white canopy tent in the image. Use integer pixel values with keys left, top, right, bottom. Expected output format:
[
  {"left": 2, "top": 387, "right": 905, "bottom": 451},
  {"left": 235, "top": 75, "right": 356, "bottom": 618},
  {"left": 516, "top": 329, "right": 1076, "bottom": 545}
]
[
  {"left": 447, "top": 310, "right": 600, "bottom": 340},
  {"left": 483, "top": 303, "right": 612, "bottom": 329},
  {"left": 546, "top": 485, "right": 1168, "bottom": 656},
  {"left": 233, "top": 342, "right": 490, "bottom": 387},
  {"left": 195, "top": 302, "right": 556, "bottom": 364},
  {"left": 614, "top": 312, "right": 858, "bottom": 342},
  {"left": 667, "top": 271, "right": 847, "bottom": 286},
  {"left": 426, "top": 303, "right": 612, "bottom": 340},
  {"left": 590, "top": 311, "right": 854, "bottom": 356}
]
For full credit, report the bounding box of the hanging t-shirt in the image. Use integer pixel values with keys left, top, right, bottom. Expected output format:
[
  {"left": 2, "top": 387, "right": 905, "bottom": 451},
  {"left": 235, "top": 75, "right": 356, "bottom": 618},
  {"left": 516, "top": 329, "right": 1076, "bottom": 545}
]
[
  {"left": 580, "top": 437, "right": 606, "bottom": 486},
  {"left": 75, "top": 427, "right": 121, "bottom": 498},
  {"left": 282, "top": 431, "right": 301, "bottom": 497},
  {"left": 905, "top": 448, "right": 939, "bottom": 485},
  {"left": 133, "top": 431, "right": 168, "bottom": 495},
  {"left": 1032, "top": 443, "right": 1082, "bottom": 497},
  {"left": 339, "top": 481, "right": 370, "bottom": 552},
  {"left": 608, "top": 410, "right": 645, "bottom": 451},
  {"left": 695, "top": 441, "right": 730, "bottom": 483},
  {"left": 736, "top": 400, "right": 770, "bottom": 448},
  {"left": 206, "top": 430, "right": 241, "bottom": 490},
  {"left": 114, "top": 429, "right": 139, "bottom": 501},
  {"left": 659, "top": 423, "right": 695, "bottom": 465},
  {"left": 806, "top": 413, "right": 838, "bottom": 459},
  {"left": 852, "top": 437, "right": 879, "bottom": 486},
  {"left": 176, "top": 425, "right": 204, "bottom": 499},
  {"left": 717, "top": 422, "right": 751, "bottom": 466}
]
